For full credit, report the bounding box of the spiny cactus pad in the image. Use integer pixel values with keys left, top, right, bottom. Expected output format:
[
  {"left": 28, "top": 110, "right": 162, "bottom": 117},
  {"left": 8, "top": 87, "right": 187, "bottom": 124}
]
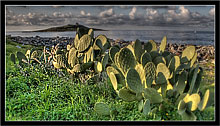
[
  {"left": 109, "top": 46, "right": 120, "bottom": 63},
  {"left": 175, "top": 70, "right": 187, "bottom": 94},
  {"left": 118, "top": 48, "right": 137, "bottom": 75},
  {"left": 150, "top": 51, "right": 160, "bottom": 60},
  {"left": 181, "top": 46, "right": 196, "bottom": 63},
  {"left": 156, "top": 63, "right": 170, "bottom": 84},
  {"left": 198, "top": 89, "right": 210, "bottom": 111},
  {"left": 135, "top": 64, "right": 146, "bottom": 85},
  {"left": 68, "top": 47, "right": 78, "bottom": 67},
  {"left": 159, "top": 36, "right": 167, "bottom": 53},
  {"left": 190, "top": 51, "right": 197, "bottom": 67},
  {"left": 94, "top": 61, "right": 102, "bottom": 73},
  {"left": 143, "top": 99, "right": 151, "bottom": 116},
  {"left": 88, "top": 29, "right": 94, "bottom": 38},
  {"left": 144, "top": 40, "right": 157, "bottom": 52},
  {"left": 133, "top": 39, "right": 144, "bottom": 63},
  {"left": 144, "top": 62, "right": 156, "bottom": 88},
  {"left": 141, "top": 52, "right": 152, "bottom": 67},
  {"left": 109, "top": 72, "right": 118, "bottom": 91},
  {"left": 94, "top": 35, "right": 108, "bottom": 50},
  {"left": 168, "top": 56, "right": 180, "bottom": 73},
  {"left": 153, "top": 56, "right": 166, "bottom": 66},
  {"left": 94, "top": 102, "right": 110, "bottom": 116},
  {"left": 118, "top": 87, "right": 137, "bottom": 102},
  {"left": 77, "top": 34, "right": 92, "bottom": 53},
  {"left": 143, "top": 88, "right": 163, "bottom": 103},
  {"left": 101, "top": 54, "right": 109, "bottom": 70},
  {"left": 126, "top": 68, "right": 143, "bottom": 93},
  {"left": 74, "top": 34, "right": 80, "bottom": 49},
  {"left": 183, "top": 93, "right": 201, "bottom": 111}
]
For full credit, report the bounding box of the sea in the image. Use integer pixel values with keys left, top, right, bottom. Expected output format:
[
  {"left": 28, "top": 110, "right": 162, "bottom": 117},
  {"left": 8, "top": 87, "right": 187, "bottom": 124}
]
[{"left": 6, "top": 30, "right": 214, "bottom": 46}]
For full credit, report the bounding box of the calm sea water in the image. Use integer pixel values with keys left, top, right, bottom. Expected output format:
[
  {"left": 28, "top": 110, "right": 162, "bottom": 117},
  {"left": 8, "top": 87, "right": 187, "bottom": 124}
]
[{"left": 6, "top": 30, "right": 214, "bottom": 46}]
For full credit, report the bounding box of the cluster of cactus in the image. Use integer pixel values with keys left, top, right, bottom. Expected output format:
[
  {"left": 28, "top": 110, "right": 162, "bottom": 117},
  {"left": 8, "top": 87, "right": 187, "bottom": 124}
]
[
  {"left": 51, "top": 27, "right": 111, "bottom": 83},
  {"left": 10, "top": 47, "right": 49, "bottom": 67},
  {"left": 106, "top": 36, "right": 213, "bottom": 120}
]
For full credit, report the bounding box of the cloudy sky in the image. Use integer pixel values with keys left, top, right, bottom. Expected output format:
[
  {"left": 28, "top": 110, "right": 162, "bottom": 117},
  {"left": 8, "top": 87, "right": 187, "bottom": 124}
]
[{"left": 6, "top": 5, "right": 215, "bottom": 31}]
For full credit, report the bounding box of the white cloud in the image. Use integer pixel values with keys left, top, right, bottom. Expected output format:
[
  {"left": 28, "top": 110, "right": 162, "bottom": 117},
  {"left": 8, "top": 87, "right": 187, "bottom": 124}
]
[
  {"left": 146, "top": 8, "right": 159, "bottom": 20},
  {"left": 99, "top": 8, "right": 114, "bottom": 17},
  {"left": 80, "top": 10, "right": 86, "bottom": 16},
  {"left": 209, "top": 8, "right": 215, "bottom": 16},
  {"left": 129, "top": 7, "right": 136, "bottom": 20}
]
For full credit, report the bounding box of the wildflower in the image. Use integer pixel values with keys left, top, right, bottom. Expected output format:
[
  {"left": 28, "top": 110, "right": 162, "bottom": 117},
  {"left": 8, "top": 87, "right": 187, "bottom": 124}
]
[{"left": 166, "top": 113, "right": 168, "bottom": 116}]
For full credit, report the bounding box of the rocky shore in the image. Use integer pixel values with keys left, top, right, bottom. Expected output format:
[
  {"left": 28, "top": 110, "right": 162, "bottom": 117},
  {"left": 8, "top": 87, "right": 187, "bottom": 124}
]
[{"left": 7, "top": 35, "right": 215, "bottom": 63}]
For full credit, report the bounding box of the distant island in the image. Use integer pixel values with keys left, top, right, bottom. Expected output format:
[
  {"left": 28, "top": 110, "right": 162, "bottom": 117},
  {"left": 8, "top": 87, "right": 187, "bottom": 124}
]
[{"left": 23, "top": 23, "right": 107, "bottom": 32}]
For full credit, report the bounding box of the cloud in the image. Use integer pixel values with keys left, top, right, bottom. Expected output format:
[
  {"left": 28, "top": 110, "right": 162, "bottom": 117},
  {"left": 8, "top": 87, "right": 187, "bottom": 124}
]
[
  {"left": 99, "top": 8, "right": 114, "bottom": 17},
  {"left": 80, "top": 10, "right": 91, "bottom": 16},
  {"left": 129, "top": 7, "right": 136, "bottom": 20},
  {"left": 209, "top": 8, "right": 215, "bottom": 16}
]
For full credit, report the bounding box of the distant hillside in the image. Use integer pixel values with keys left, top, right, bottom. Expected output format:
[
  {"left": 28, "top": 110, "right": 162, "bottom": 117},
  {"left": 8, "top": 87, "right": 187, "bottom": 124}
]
[{"left": 27, "top": 24, "right": 106, "bottom": 32}]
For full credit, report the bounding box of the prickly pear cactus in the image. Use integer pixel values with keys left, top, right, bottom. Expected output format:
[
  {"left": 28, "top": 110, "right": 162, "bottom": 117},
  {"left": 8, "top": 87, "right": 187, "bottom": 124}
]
[
  {"left": 94, "top": 102, "right": 110, "bottom": 116},
  {"left": 118, "top": 87, "right": 137, "bottom": 102},
  {"left": 181, "top": 46, "right": 196, "bottom": 63},
  {"left": 144, "top": 40, "right": 157, "bottom": 52},
  {"left": 68, "top": 47, "right": 78, "bottom": 67},
  {"left": 141, "top": 52, "right": 152, "bottom": 67},
  {"left": 153, "top": 56, "right": 166, "bottom": 66},
  {"left": 93, "top": 35, "right": 108, "bottom": 50},
  {"left": 77, "top": 34, "right": 92, "bottom": 53},
  {"left": 133, "top": 39, "right": 144, "bottom": 63},
  {"left": 143, "top": 88, "right": 163, "bottom": 103},
  {"left": 126, "top": 68, "right": 143, "bottom": 94},
  {"left": 109, "top": 46, "right": 120, "bottom": 63},
  {"left": 117, "top": 48, "right": 137, "bottom": 76},
  {"left": 198, "top": 89, "right": 210, "bottom": 111},
  {"left": 17, "top": 51, "right": 28, "bottom": 63},
  {"left": 159, "top": 36, "right": 167, "bottom": 53},
  {"left": 144, "top": 62, "right": 156, "bottom": 88},
  {"left": 88, "top": 29, "right": 94, "bottom": 38},
  {"left": 109, "top": 72, "right": 118, "bottom": 91},
  {"left": 156, "top": 63, "right": 170, "bottom": 84},
  {"left": 74, "top": 34, "right": 80, "bottom": 49},
  {"left": 183, "top": 93, "right": 200, "bottom": 111}
]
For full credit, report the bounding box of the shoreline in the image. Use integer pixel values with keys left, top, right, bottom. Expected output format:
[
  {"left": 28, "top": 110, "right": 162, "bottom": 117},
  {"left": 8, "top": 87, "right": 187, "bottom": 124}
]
[{"left": 6, "top": 35, "right": 215, "bottom": 63}]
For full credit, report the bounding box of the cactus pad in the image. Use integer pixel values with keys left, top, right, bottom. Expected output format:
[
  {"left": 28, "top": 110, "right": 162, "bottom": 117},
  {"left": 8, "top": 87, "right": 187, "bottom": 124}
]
[
  {"left": 143, "top": 99, "right": 151, "bottom": 115},
  {"left": 143, "top": 88, "right": 163, "bottom": 103},
  {"left": 94, "top": 102, "right": 110, "bottom": 116},
  {"left": 153, "top": 56, "right": 166, "bottom": 66},
  {"left": 144, "top": 62, "right": 156, "bottom": 88},
  {"left": 198, "top": 89, "right": 210, "bottom": 111},
  {"left": 156, "top": 63, "right": 170, "bottom": 84},
  {"left": 178, "top": 100, "right": 187, "bottom": 115},
  {"left": 141, "top": 52, "right": 152, "bottom": 67},
  {"left": 175, "top": 70, "right": 187, "bottom": 94},
  {"left": 133, "top": 39, "right": 144, "bottom": 62},
  {"left": 74, "top": 34, "right": 80, "bottom": 49},
  {"left": 10, "top": 54, "right": 16, "bottom": 64},
  {"left": 150, "top": 51, "right": 160, "bottom": 60},
  {"left": 88, "top": 29, "right": 94, "bottom": 38},
  {"left": 101, "top": 54, "right": 109, "bottom": 70},
  {"left": 118, "top": 48, "right": 137, "bottom": 75},
  {"left": 109, "top": 46, "right": 120, "bottom": 63},
  {"left": 77, "top": 34, "right": 92, "bottom": 53},
  {"left": 159, "top": 36, "right": 167, "bottom": 53},
  {"left": 17, "top": 51, "right": 27, "bottom": 63},
  {"left": 94, "top": 61, "right": 102, "bottom": 73},
  {"left": 126, "top": 68, "right": 144, "bottom": 93},
  {"left": 181, "top": 46, "right": 196, "bottom": 63},
  {"left": 144, "top": 40, "right": 157, "bottom": 52},
  {"left": 190, "top": 52, "right": 197, "bottom": 67},
  {"left": 118, "top": 87, "right": 137, "bottom": 102},
  {"left": 183, "top": 93, "right": 201, "bottom": 111},
  {"left": 168, "top": 56, "right": 180, "bottom": 73},
  {"left": 109, "top": 72, "right": 118, "bottom": 90},
  {"left": 93, "top": 35, "right": 108, "bottom": 50},
  {"left": 68, "top": 47, "right": 78, "bottom": 67}
]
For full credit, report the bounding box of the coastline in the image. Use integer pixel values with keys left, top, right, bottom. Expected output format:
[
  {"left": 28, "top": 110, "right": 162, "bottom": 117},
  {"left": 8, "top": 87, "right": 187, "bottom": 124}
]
[{"left": 6, "top": 35, "right": 215, "bottom": 63}]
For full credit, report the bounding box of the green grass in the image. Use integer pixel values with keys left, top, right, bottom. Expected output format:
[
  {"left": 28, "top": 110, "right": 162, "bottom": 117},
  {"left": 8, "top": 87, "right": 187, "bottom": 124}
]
[{"left": 5, "top": 39, "right": 215, "bottom": 121}]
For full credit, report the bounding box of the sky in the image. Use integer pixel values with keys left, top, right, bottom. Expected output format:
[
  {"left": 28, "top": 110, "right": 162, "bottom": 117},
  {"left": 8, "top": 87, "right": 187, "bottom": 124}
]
[{"left": 6, "top": 5, "right": 215, "bottom": 31}]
